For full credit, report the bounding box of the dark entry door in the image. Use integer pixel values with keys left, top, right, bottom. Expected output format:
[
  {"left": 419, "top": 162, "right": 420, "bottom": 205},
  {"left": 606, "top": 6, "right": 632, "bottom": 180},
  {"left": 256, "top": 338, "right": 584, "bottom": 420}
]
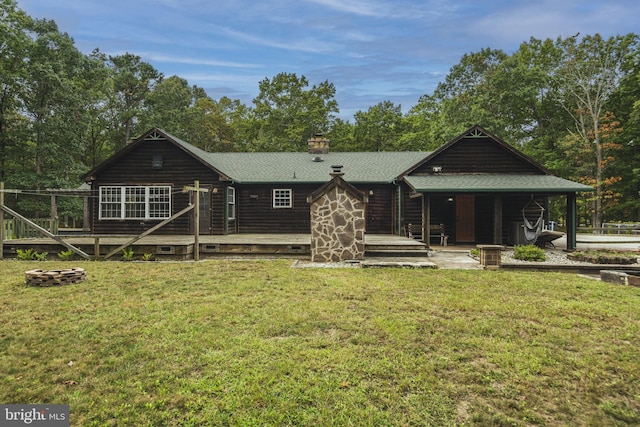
[
  {"left": 456, "top": 195, "right": 475, "bottom": 242},
  {"left": 190, "top": 188, "right": 212, "bottom": 234}
]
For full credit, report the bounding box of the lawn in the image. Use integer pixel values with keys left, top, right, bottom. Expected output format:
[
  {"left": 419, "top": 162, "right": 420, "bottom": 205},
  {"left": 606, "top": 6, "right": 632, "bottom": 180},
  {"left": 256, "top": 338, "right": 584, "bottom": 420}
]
[{"left": 1, "top": 260, "right": 639, "bottom": 426}]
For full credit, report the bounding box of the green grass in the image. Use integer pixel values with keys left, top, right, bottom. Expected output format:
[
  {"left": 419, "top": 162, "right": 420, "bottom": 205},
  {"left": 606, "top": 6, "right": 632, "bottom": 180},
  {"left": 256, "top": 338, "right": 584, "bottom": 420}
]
[{"left": 1, "top": 260, "right": 640, "bottom": 426}]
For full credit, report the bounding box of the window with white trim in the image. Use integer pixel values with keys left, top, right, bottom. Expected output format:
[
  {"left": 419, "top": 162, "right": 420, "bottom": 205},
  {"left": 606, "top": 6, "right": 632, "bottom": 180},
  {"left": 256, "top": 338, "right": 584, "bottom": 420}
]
[
  {"left": 273, "top": 189, "right": 293, "bottom": 208},
  {"left": 99, "top": 186, "right": 171, "bottom": 219},
  {"left": 227, "top": 187, "right": 236, "bottom": 220}
]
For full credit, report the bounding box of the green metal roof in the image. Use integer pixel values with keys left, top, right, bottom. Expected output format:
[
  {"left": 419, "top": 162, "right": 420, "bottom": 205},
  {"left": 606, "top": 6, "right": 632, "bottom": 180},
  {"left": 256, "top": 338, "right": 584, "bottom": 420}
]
[
  {"left": 200, "top": 152, "right": 429, "bottom": 184},
  {"left": 404, "top": 174, "right": 594, "bottom": 193}
]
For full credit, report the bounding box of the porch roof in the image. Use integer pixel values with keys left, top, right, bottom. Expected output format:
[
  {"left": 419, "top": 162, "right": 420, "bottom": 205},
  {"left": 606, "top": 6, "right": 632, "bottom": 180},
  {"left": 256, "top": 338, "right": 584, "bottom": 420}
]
[{"left": 404, "top": 174, "right": 594, "bottom": 193}]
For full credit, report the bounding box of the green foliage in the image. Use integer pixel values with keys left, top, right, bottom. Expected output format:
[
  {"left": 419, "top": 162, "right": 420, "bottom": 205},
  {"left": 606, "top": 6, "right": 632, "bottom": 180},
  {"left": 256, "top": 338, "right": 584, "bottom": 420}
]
[
  {"left": 513, "top": 245, "right": 546, "bottom": 262},
  {"left": 121, "top": 247, "right": 135, "bottom": 262},
  {"left": 352, "top": 101, "right": 404, "bottom": 151},
  {"left": 141, "top": 253, "right": 155, "bottom": 262},
  {"left": 249, "top": 72, "right": 339, "bottom": 151},
  {"left": 16, "top": 248, "right": 48, "bottom": 261},
  {"left": 1, "top": 0, "right": 640, "bottom": 224},
  {"left": 57, "top": 249, "right": 74, "bottom": 261}
]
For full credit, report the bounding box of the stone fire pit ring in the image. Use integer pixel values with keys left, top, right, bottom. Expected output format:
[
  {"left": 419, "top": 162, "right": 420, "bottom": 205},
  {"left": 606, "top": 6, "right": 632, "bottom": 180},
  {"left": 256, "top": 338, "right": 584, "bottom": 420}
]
[{"left": 25, "top": 268, "right": 87, "bottom": 287}]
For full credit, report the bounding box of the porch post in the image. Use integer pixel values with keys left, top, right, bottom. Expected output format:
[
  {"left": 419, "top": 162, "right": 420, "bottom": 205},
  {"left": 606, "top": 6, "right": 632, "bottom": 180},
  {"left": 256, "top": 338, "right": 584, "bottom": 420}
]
[
  {"left": 493, "top": 195, "right": 502, "bottom": 244},
  {"left": 566, "top": 193, "right": 577, "bottom": 251}
]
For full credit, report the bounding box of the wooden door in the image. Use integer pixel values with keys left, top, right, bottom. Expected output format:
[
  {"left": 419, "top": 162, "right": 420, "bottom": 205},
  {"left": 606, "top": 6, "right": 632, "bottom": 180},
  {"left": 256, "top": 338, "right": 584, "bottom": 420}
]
[
  {"left": 456, "top": 195, "right": 475, "bottom": 242},
  {"left": 190, "top": 188, "right": 211, "bottom": 234},
  {"left": 199, "top": 190, "right": 211, "bottom": 234}
]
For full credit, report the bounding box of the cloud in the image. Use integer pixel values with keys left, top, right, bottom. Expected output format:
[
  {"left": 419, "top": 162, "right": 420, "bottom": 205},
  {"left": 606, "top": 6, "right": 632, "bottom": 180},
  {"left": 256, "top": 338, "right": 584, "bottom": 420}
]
[{"left": 145, "top": 54, "right": 262, "bottom": 69}]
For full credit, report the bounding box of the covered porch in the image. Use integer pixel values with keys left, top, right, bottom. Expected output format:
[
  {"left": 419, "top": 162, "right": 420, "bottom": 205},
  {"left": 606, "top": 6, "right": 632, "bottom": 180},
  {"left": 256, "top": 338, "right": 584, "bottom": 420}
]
[{"left": 404, "top": 174, "right": 594, "bottom": 250}]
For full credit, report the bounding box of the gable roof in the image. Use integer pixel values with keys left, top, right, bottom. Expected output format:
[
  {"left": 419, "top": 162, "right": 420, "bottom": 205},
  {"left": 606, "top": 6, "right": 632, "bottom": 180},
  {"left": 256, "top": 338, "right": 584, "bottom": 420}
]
[
  {"left": 307, "top": 174, "right": 369, "bottom": 204},
  {"left": 81, "top": 128, "right": 429, "bottom": 184},
  {"left": 81, "top": 128, "right": 230, "bottom": 181},
  {"left": 401, "top": 124, "right": 551, "bottom": 177},
  {"left": 82, "top": 127, "right": 592, "bottom": 194}
]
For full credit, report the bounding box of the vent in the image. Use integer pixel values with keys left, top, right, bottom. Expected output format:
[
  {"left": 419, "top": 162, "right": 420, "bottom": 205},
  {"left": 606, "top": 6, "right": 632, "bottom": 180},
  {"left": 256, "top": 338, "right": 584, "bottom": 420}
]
[{"left": 312, "top": 156, "right": 324, "bottom": 162}]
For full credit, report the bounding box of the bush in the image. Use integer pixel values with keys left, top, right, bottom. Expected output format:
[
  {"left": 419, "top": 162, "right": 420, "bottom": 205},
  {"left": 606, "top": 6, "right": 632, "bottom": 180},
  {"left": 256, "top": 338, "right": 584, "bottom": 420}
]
[
  {"left": 16, "top": 248, "right": 48, "bottom": 261},
  {"left": 57, "top": 249, "right": 74, "bottom": 261},
  {"left": 121, "top": 247, "right": 136, "bottom": 261},
  {"left": 513, "top": 245, "right": 546, "bottom": 262}
]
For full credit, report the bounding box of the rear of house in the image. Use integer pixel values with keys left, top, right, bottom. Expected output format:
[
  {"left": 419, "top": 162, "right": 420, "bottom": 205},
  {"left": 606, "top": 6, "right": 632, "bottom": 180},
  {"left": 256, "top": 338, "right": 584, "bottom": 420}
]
[{"left": 81, "top": 126, "right": 592, "bottom": 249}]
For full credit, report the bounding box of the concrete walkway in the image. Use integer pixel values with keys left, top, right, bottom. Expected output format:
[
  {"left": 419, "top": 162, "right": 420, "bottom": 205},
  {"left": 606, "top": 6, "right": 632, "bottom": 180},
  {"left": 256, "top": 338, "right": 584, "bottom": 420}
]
[{"left": 429, "top": 250, "right": 482, "bottom": 269}]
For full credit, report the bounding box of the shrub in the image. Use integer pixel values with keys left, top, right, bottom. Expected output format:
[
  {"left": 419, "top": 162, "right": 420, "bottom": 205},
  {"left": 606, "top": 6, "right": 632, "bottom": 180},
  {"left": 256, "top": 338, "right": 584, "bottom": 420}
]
[
  {"left": 57, "top": 249, "right": 74, "bottom": 261},
  {"left": 513, "top": 245, "right": 546, "bottom": 262},
  {"left": 121, "top": 247, "right": 136, "bottom": 261},
  {"left": 16, "top": 248, "right": 48, "bottom": 261}
]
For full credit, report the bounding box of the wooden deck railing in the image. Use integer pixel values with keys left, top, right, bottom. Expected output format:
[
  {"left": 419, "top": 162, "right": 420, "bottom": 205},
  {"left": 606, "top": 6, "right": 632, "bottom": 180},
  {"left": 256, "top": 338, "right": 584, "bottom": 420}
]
[{"left": 3, "top": 218, "right": 59, "bottom": 239}]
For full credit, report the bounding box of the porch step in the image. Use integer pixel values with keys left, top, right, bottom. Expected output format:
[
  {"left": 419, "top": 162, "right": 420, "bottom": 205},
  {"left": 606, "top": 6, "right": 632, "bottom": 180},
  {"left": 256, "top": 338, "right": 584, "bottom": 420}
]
[{"left": 365, "top": 249, "right": 432, "bottom": 258}]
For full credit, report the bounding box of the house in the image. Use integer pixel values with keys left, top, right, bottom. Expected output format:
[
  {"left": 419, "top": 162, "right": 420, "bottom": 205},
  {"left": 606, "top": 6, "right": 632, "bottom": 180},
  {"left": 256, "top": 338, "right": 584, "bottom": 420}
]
[{"left": 80, "top": 125, "right": 593, "bottom": 250}]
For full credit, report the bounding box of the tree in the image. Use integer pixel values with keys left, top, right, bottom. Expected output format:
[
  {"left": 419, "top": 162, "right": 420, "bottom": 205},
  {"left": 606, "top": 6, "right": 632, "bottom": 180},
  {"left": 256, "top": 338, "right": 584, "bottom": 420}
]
[
  {"left": 142, "top": 75, "right": 207, "bottom": 137},
  {"left": 107, "top": 53, "right": 163, "bottom": 147},
  {"left": 185, "top": 97, "right": 239, "bottom": 152},
  {"left": 603, "top": 47, "right": 640, "bottom": 220},
  {"left": 553, "top": 34, "right": 638, "bottom": 226},
  {"left": 404, "top": 48, "right": 509, "bottom": 149},
  {"left": 249, "top": 73, "right": 338, "bottom": 151},
  {"left": 352, "top": 101, "right": 403, "bottom": 151},
  {"left": 0, "top": 0, "right": 32, "bottom": 180}
]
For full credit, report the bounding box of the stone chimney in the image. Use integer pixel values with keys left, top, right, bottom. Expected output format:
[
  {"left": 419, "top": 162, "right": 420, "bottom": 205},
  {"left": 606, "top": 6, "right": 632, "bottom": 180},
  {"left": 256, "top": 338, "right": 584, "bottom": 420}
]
[{"left": 308, "top": 134, "right": 329, "bottom": 154}]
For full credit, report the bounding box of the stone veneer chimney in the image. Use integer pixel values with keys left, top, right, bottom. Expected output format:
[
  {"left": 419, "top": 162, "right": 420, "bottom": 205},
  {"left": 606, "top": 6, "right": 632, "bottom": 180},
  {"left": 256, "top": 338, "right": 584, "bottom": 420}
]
[{"left": 308, "top": 134, "right": 330, "bottom": 154}]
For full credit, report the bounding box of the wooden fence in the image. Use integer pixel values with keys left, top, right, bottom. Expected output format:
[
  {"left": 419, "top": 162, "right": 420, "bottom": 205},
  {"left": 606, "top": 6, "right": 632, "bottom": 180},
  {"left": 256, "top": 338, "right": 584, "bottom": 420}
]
[
  {"left": 577, "top": 223, "right": 640, "bottom": 235},
  {"left": 3, "top": 218, "right": 59, "bottom": 239}
]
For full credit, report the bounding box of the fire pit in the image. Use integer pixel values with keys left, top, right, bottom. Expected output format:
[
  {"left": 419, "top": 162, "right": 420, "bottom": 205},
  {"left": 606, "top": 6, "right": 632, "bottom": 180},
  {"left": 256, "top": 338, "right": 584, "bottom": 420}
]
[{"left": 25, "top": 268, "right": 87, "bottom": 287}]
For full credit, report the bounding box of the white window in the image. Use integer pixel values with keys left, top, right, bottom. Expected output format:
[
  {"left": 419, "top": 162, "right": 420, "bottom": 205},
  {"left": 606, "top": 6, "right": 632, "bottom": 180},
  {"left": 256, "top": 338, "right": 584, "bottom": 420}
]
[
  {"left": 273, "top": 189, "right": 292, "bottom": 208},
  {"left": 99, "top": 186, "right": 171, "bottom": 220},
  {"left": 227, "top": 187, "right": 236, "bottom": 220}
]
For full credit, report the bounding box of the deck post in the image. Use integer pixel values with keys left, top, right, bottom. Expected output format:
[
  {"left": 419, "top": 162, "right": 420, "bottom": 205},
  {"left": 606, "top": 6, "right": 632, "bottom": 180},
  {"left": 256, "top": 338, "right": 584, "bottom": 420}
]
[{"left": 183, "top": 180, "right": 208, "bottom": 261}]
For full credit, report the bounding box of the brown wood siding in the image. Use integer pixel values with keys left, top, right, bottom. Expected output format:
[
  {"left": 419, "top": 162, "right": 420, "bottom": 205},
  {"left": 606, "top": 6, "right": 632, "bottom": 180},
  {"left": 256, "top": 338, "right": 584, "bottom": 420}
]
[
  {"left": 356, "top": 184, "right": 394, "bottom": 234},
  {"left": 236, "top": 184, "right": 316, "bottom": 233},
  {"left": 235, "top": 183, "right": 398, "bottom": 234},
  {"left": 413, "top": 136, "right": 542, "bottom": 175},
  {"left": 90, "top": 139, "right": 223, "bottom": 235},
  {"left": 402, "top": 188, "right": 423, "bottom": 234},
  {"left": 475, "top": 196, "right": 495, "bottom": 244}
]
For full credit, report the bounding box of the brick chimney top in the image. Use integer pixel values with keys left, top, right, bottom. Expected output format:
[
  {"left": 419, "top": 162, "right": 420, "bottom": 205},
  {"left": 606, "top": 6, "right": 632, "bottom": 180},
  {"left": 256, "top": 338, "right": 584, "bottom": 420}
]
[{"left": 308, "top": 134, "right": 329, "bottom": 154}]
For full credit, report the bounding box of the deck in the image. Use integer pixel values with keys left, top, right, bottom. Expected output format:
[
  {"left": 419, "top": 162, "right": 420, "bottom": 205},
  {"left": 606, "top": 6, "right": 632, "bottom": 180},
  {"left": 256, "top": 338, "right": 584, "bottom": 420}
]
[{"left": 2, "top": 234, "right": 431, "bottom": 260}]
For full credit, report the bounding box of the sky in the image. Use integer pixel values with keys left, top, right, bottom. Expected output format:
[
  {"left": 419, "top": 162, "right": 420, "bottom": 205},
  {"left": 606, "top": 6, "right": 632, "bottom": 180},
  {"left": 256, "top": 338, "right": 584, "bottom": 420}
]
[{"left": 16, "top": 0, "right": 640, "bottom": 120}]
